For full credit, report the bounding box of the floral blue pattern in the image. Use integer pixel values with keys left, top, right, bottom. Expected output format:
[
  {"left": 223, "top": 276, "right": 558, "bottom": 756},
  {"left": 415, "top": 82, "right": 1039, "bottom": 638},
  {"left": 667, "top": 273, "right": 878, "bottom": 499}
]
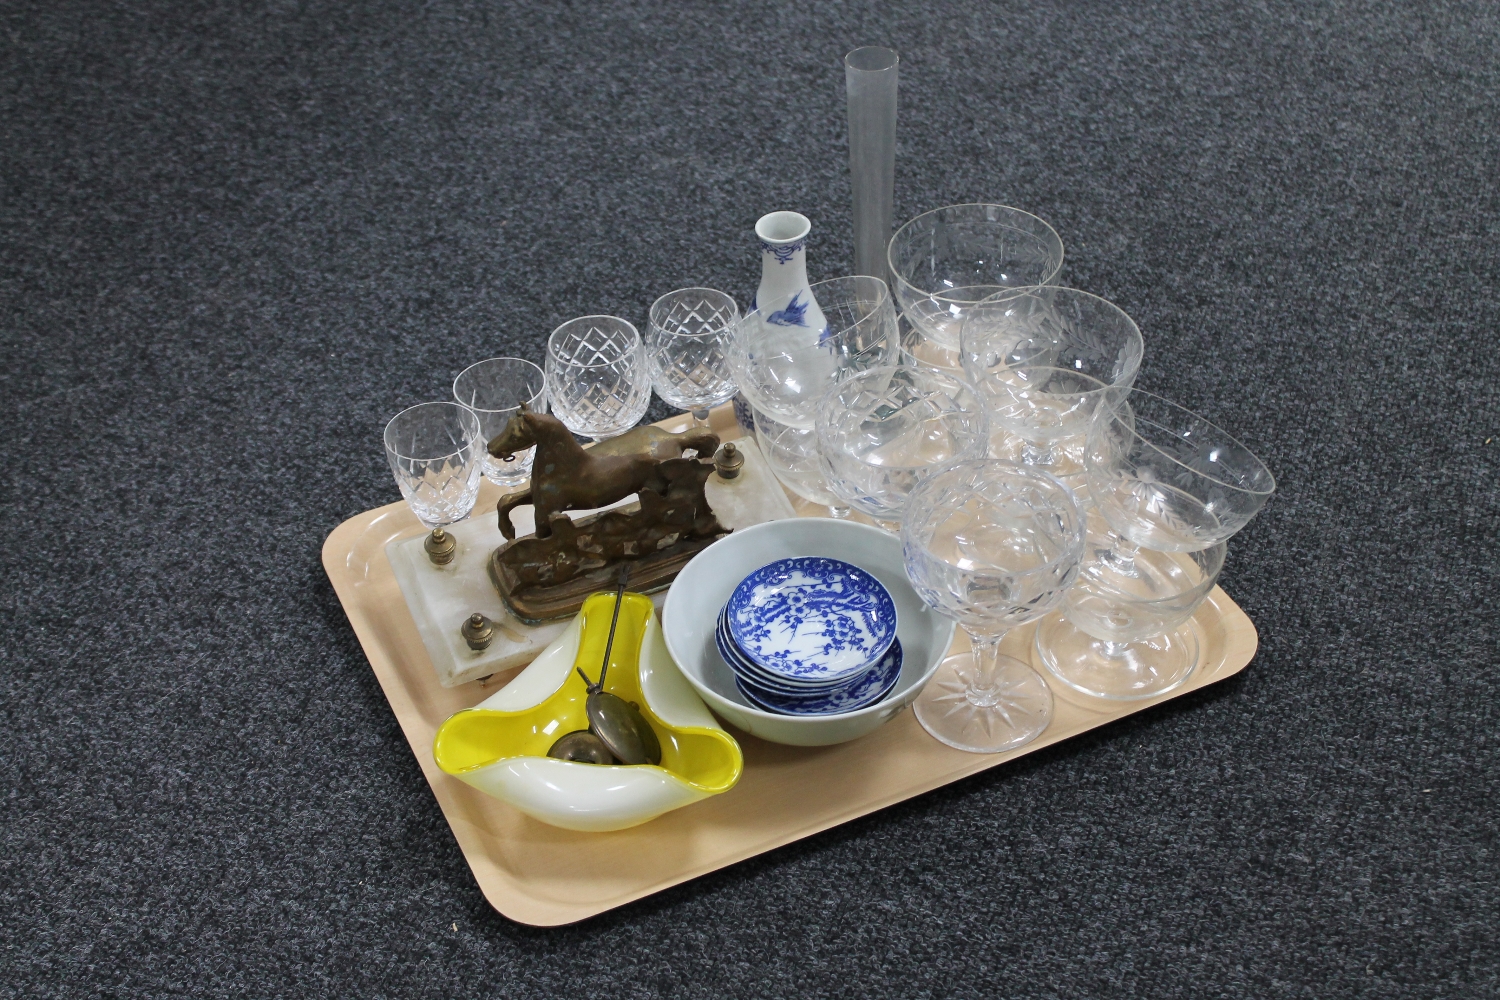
[
  {"left": 716, "top": 608, "right": 845, "bottom": 693},
  {"left": 726, "top": 557, "right": 897, "bottom": 680},
  {"left": 733, "top": 639, "right": 903, "bottom": 716}
]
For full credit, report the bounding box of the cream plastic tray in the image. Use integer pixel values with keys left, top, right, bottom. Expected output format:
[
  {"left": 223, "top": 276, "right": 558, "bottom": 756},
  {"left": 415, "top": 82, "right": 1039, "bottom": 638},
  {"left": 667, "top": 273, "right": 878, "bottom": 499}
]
[{"left": 322, "top": 405, "right": 1258, "bottom": 926}]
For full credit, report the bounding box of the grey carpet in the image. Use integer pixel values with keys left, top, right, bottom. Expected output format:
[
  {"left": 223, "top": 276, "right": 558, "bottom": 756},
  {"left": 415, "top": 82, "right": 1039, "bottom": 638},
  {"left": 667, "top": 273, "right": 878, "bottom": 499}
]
[{"left": 2, "top": 0, "right": 1497, "bottom": 996}]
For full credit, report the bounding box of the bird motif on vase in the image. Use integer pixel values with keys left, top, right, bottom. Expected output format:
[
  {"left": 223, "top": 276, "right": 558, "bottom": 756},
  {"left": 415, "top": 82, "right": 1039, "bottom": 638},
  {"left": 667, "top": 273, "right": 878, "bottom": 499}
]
[{"left": 765, "top": 291, "right": 810, "bottom": 327}]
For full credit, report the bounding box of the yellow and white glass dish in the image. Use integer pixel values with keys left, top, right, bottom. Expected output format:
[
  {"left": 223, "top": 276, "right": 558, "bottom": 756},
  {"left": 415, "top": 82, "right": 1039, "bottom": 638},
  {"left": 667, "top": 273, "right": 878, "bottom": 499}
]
[{"left": 433, "top": 593, "right": 743, "bottom": 832}]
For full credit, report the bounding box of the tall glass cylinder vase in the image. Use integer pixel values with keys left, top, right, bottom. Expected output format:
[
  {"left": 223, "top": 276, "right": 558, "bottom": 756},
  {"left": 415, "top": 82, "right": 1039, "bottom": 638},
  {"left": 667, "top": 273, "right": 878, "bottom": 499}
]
[{"left": 845, "top": 47, "right": 898, "bottom": 285}]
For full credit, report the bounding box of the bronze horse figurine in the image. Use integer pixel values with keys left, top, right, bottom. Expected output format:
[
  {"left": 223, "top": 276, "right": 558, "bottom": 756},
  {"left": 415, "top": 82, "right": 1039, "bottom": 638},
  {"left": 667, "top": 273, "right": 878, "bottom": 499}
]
[{"left": 488, "top": 406, "right": 719, "bottom": 540}]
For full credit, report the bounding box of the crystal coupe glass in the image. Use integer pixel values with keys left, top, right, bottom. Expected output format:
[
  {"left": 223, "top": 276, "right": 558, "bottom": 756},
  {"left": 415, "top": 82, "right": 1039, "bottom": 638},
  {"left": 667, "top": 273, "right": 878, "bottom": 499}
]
[
  {"left": 815, "top": 366, "right": 989, "bottom": 531},
  {"left": 645, "top": 287, "right": 741, "bottom": 428},
  {"left": 452, "top": 357, "right": 547, "bottom": 487},
  {"left": 383, "top": 401, "right": 485, "bottom": 563},
  {"left": 960, "top": 286, "right": 1143, "bottom": 491},
  {"left": 546, "top": 315, "right": 652, "bottom": 441},
  {"left": 902, "top": 460, "right": 1085, "bottom": 753},
  {"left": 887, "top": 204, "right": 1064, "bottom": 360},
  {"left": 727, "top": 275, "right": 897, "bottom": 429},
  {"left": 1035, "top": 509, "right": 1226, "bottom": 700},
  {"left": 1086, "top": 389, "right": 1276, "bottom": 556}
]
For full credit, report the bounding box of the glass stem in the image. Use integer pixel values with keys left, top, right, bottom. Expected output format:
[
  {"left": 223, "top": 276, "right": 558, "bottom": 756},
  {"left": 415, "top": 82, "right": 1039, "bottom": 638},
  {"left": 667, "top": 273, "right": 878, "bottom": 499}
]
[
  {"left": 828, "top": 504, "right": 851, "bottom": 519},
  {"left": 1098, "top": 532, "right": 1141, "bottom": 577},
  {"left": 1099, "top": 640, "right": 1132, "bottom": 658},
  {"left": 1021, "top": 441, "right": 1054, "bottom": 467},
  {"left": 690, "top": 408, "right": 711, "bottom": 429},
  {"left": 962, "top": 628, "right": 1011, "bottom": 708}
]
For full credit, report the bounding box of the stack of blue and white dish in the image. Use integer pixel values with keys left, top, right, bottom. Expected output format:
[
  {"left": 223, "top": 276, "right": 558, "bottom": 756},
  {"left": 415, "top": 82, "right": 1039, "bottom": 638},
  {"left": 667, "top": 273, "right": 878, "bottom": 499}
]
[{"left": 715, "top": 556, "right": 902, "bottom": 716}]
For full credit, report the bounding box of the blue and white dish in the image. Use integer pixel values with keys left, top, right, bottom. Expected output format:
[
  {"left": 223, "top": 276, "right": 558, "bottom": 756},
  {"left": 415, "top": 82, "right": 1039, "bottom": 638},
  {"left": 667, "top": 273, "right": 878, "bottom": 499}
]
[
  {"left": 717, "top": 623, "right": 857, "bottom": 699},
  {"left": 734, "top": 639, "right": 904, "bottom": 716},
  {"left": 726, "top": 557, "right": 897, "bottom": 682},
  {"left": 715, "top": 607, "right": 857, "bottom": 693}
]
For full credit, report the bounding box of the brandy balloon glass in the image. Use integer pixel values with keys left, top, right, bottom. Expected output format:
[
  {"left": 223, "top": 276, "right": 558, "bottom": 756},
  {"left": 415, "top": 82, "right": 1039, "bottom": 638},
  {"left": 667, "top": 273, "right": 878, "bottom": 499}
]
[
  {"left": 751, "top": 403, "right": 851, "bottom": 519},
  {"left": 814, "top": 365, "right": 988, "bottom": 530},
  {"left": 960, "top": 286, "right": 1143, "bottom": 492},
  {"left": 1036, "top": 509, "right": 1226, "bottom": 700},
  {"left": 546, "top": 315, "right": 652, "bottom": 441},
  {"left": 902, "top": 460, "right": 1084, "bottom": 753},
  {"left": 727, "top": 275, "right": 898, "bottom": 429}
]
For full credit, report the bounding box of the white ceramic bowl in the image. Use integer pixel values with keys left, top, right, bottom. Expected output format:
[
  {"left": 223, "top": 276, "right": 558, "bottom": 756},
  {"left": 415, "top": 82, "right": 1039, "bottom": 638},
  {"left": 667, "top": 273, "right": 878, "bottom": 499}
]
[{"left": 662, "top": 519, "right": 955, "bottom": 746}]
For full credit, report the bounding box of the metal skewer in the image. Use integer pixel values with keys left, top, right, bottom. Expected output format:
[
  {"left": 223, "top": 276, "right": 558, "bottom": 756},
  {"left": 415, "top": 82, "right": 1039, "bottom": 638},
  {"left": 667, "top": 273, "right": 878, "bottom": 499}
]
[
  {"left": 591, "top": 563, "right": 632, "bottom": 692},
  {"left": 550, "top": 565, "right": 662, "bottom": 766}
]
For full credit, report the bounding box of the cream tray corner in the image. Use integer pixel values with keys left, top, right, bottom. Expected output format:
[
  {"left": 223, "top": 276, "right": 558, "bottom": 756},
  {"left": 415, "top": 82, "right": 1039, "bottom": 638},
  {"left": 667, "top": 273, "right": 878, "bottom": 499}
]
[{"left": 322, "top": 404, "right": 1258, "bottom": 926}]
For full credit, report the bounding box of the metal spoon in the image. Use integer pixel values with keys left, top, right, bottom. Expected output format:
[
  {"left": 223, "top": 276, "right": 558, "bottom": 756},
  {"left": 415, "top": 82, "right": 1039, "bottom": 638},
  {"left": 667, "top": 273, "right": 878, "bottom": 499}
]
[{"left": 577, "top": 566, "right": 662, "bottom": 766}]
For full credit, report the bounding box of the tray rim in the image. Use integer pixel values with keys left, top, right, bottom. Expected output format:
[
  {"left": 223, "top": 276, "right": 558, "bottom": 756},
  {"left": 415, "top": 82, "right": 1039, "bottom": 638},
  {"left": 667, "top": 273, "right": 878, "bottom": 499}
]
[{"left": 321, "top": 407, "right": 1259, "bottom": 926}]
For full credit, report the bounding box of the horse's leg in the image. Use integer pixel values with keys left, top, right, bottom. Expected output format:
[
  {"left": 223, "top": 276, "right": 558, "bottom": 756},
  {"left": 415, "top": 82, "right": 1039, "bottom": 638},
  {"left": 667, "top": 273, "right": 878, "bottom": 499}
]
[
  {"left": 496, "top": 490, "right": 531, "bottom": 541},
  {"left": 679, "top": 429, "right": 720, "bottom": 459},
  {"left": 531, "top": 496, "right": 555, "bottom": 539},
  {"left": 639, "top": 465, "right": 668, "bottom": 499}
]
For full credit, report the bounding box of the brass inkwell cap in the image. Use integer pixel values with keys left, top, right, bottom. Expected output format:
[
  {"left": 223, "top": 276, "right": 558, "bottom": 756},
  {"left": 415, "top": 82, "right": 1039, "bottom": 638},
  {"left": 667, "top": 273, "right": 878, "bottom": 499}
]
[
  {"left": 460, "top": 613, "right": 495, "bottom": 651},
  {"left": 424, "top": 527, "right": 457, "bottom": 565},
  {"left": 714, "top": 442, "right": 744, "bottom": 480}
]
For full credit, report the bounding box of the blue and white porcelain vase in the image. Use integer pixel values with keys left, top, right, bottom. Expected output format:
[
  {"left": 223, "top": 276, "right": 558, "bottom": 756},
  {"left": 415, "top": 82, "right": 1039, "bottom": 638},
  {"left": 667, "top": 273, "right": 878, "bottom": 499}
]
[
  {"left": 735, "top": 211, "right": 831, "bottom": 432},
  {"left": 750, "top": 211, "right": 829, "bottom": 346}
]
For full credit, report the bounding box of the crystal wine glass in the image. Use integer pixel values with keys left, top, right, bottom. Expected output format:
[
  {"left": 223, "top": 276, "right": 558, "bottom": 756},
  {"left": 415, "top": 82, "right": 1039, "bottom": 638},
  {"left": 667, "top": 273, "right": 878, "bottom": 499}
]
[
  {"left": 645, "top": 287, "right": 741, "bottom": 428},
  {"left": 814, "top": 365, "right": 989, "bottom": 531},
  {"left": 902, "top": 460, "right": 1085, "bottom": 753},
  {"left": 887, "top": 204, "right": 1064, "bottom": 360},
  {"left": 1035, "top": 508, "right": 1226, "bottom": 700},
  {"left": 1086, "top": 388, "right": 1276, "bottom": 558},
  {"left": 383, "top": 401, "right": 485, "bottom": 565},
  {"left": 751, "top": 402, "right": 851, "bottom": 518},
  {"left": 960, "top": 286, "right": 1143, "bottom": 492},
  {"left": 545, "top": 315, "right": 652, "bottom": 441},
  {"left": 452, "top": 357, "right": 547, "bottom": 487},
  {"left": 727, "top": 275, "right": 898, "bottom": 429}
]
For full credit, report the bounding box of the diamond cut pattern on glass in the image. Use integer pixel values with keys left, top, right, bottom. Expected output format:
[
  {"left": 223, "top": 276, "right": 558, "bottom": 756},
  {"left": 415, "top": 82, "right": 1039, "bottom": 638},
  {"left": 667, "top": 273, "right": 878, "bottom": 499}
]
[
  {"left": 646, "top": 289, "right": 741, "bottom": 412},
  {"left": 547, "top": 316, "right": 651, "bottom": 440}
]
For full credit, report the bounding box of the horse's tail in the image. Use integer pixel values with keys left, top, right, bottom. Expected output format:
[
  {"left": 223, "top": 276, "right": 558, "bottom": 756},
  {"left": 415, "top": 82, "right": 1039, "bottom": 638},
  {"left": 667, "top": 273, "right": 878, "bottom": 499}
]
[{"left": 497, "top": 490, "right": 531, "bottom": 541}]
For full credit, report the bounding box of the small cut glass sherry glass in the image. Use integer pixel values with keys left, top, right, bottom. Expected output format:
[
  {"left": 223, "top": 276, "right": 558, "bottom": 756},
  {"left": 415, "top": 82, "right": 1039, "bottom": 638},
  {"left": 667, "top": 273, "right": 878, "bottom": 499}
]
[
  {"left": 383, "top": 401, "right": 485, "bottom": 565},
  {"left": 452, "top": 357, "right": 547, "bottom": 488},
  {"left": 645, "top": 287, "right": 741, "bottom": 429}
]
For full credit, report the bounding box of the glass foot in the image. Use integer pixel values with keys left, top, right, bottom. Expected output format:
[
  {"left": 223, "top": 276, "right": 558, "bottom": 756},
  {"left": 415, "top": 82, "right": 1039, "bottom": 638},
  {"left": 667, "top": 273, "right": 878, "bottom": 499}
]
[
  {"left": 914, "top": 651, "right": 1053, "bottom": 753},
  {"left": 1034, "top": 614, "right": 1200, "bottom": 701}
]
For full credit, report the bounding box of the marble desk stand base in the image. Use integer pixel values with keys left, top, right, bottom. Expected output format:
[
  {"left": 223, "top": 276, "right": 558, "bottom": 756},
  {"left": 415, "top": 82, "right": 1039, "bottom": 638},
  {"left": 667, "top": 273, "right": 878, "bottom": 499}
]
[
  {"left": 324, "top": 404, "right": 1259, "bottom": 925},
  {"left": 389, "top": 429, "right": 796, "bottom": 687}
]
